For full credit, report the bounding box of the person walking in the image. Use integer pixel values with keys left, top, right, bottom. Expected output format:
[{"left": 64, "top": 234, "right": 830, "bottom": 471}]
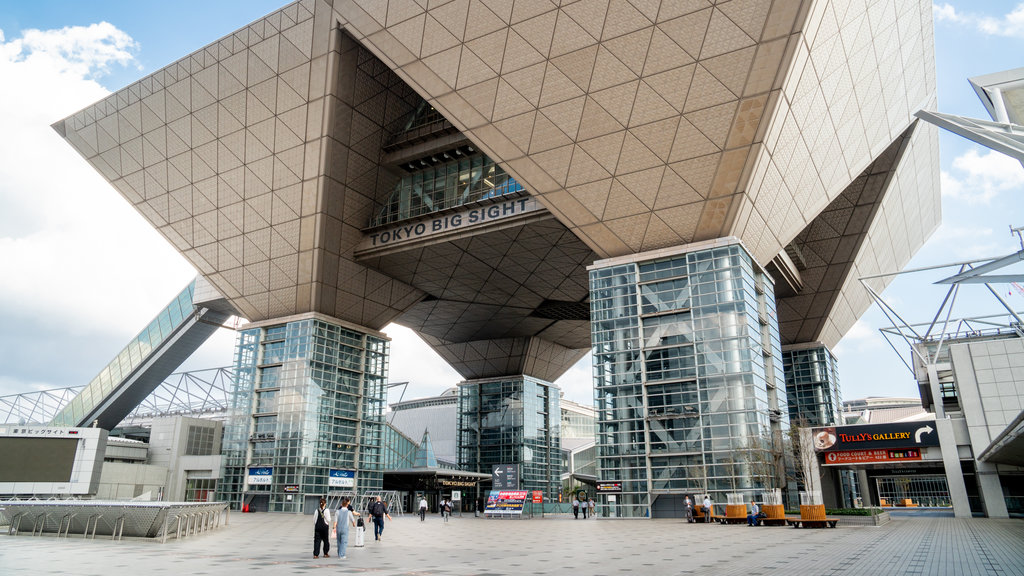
[
  {"left": 334, "top": 497, "right": 358, "bottom": 559},
  {"left": 313, "top": 497, "right": 332, "bottom": 558},
  {"left": 588, "top": 498, "right": 595, "bottom": 518},
  {"left": 368, "top": 496, "right": 392, "bottom": 541},
  {"left": 441, "top": 498, "right": 452, "bottom": 522},
  {"left": 685, "top": 495, "right": 694, "bottom": 523},
  {"left": 581, "top": 496, "right": 588, "bottom": 519},
  {"left": 418, "top": 495, "right": 428, "bottom": 521},
  {"left": 702, "top": 495, "right": 713, "bottom": 523},
  {"left": 572, "top": 497, "right": 579, "bottom": 519}
]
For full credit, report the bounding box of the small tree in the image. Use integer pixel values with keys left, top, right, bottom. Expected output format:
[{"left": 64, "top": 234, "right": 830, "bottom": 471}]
[{"left": 788, "top": 417, "right": 824, "bottom": 505}]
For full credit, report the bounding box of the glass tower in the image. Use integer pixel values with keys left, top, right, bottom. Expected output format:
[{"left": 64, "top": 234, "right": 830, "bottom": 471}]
[
  {"left": 589, "top": 239, "right": 788, "bottom": 518},
  {"left": 457, "top": 376, "right": 561, "bottom": 498},
  {"left": 782, "top": 345, "right": 841, "bottom": 427},
  {"left": 217, "top": 315, "right": 389, "bottom": 512}
]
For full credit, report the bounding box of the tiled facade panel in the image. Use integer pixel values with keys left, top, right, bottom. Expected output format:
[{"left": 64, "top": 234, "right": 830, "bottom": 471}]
[
  {"left": 54, "top": 0, "right": 942, "bottom": 365},
  {"left": 335, "top": 0, "right": 806, "bottom": 258},
  {"left": 818, "top": 119, "right": 939, "bottom": 348},
  {"left": 57, "top": 1, "right": 326, "bottom": 322},
  {"left": 54, "top": 1, "right": 423, "bottom": 327},
  {"left": 739, "top": 0, "right": 937, "bottom": 264},
  {"left": 316, "top": 32, "right": 426, "bottom": 328},
  {"left": 420, "top": 334, "right": 589, "bottom": 382}
]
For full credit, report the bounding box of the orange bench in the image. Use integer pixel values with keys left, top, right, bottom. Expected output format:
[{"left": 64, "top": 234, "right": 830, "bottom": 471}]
[
  {"left": 720, "top": 504, "right": 749, "bottom": 524},
  {"left": 785, "top": 504, "right": 839, "bottom": 528},
  {"left": 759, "top": 504, "right": 787, "bottom": 526},
  {"left": 693, "top": 506, "right": 718, "bottom": 523}
]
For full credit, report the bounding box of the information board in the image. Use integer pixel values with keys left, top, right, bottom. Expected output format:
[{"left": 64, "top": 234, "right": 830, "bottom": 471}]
[{"left": 492, "top": 463, "right": 519, "bottom": 490}]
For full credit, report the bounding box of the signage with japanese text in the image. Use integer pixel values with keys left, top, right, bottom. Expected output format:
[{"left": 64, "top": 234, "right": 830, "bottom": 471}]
[
  {"left": 328, "top": 469, "right": 355, "bottom": 488},
  {"left": 247, "top": 466, "right": 273, "bottom": 485},
  {"left": 492, "top": 463, "right": 519, "bottom": 490},
  {"left": 823, "top": 448, "right": 923, "bottom": 465},
  {"left": 484, "top": 490, "right": 529, "bottom": 515}
]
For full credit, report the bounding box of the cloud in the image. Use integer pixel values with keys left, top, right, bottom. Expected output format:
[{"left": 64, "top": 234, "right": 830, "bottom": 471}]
[
  {"left": 940, "top": 147, "right": 1024, "bottom": 204},
  {"left": 0, "top": 23, "right": 207, "bottom": 395},
  {"left": 927, "top": 223, "right": 1004, "bottom": 261},
  {"left": 0, "top": 22, "right": 138, "bottom": 79},
  {"left": 933, "top": 3, "right": 1024, "bottom": 36}
]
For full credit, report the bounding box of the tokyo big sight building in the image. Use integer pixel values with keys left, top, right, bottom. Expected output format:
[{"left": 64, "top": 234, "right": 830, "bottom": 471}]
[{"left": 54, "top": 0, "right": 941, "bottom": 517}]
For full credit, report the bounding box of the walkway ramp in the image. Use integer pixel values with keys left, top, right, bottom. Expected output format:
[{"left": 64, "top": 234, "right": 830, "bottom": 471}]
[{"left": 50, "top": 277, "right": 233, "bottom": 429}]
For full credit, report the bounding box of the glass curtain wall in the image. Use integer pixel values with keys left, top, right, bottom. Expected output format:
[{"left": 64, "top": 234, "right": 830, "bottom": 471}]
[
  {"left": 371, "top": 154, "right": 525, "bottom": 227},
  {"left": 590, "top": 242, "right": 788, "bottom": 518},
  {"left": 457, "top": 376, "right": 561, "bottom": 497},
  {"left": 783, "top": 346, "right": 842, "bottom": 427},
  {"left": 217, "top": 317, "right": 389, "bottom": 511}
]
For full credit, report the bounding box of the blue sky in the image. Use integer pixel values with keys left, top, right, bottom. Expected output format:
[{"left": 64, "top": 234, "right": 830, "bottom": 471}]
[{"left": 0, "top": 1, "right": 1022, "bottom": 406}]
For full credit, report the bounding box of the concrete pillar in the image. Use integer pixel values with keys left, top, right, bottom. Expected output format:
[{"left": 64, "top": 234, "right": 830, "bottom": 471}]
[
  {"left": 976, "top": 461, "right": 1008, "bottom": 518},
  {"left": 856, "top": 468, "right": 872, "bottom": 506},
  {"left": 935, "top": 418, "right": 972, "bottom": 518}
]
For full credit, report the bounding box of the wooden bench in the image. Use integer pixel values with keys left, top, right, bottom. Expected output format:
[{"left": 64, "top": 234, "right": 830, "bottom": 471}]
[
  {"left": 758, "top": 504, "right": 787, "bottom": 526},
  {"left": 785, "top": 504, "right": 839, "bottom": 528},
  {"left": 692, "top": 507, "right": 719, "bottom": 523},
  {"left": 786, "top": 517, "right": 839, "bottom": 528},
  {"left": 719, "top": 504, "right": 748, "bottom": 524}
]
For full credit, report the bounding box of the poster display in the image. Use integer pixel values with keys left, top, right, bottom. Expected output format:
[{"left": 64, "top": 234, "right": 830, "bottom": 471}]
[{"left": 484, "top": 490, "right": 528, "bottom": 515}]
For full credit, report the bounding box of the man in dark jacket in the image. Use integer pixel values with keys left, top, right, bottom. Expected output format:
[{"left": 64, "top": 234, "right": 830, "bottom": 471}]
[{"left": 368, "top": 496, "right": 391, "bottom": 541}]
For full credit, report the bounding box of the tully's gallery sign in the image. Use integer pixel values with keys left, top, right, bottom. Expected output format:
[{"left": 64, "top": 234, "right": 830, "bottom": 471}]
[{"left": 811, "top": 421, "right": 939, "bottom": 452}]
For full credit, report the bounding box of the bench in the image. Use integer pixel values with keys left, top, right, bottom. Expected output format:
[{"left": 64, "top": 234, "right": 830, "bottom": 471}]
[
  {"left": 785, "top": 504, "right": 839, "bottom": 528},
  {"left": 758, "top": 504, "right": 786, "bottom": 526},
  {"left": 719, "top": 504, "right": 749, "bottom": 524},
  {"left": 786, "top": 517, "right": 839, "bottom": 528}
]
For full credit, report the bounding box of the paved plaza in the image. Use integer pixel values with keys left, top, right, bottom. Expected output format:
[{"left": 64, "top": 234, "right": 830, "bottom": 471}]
[{"left": 2, "top": 512, "right": 1022, "bottom": 575}]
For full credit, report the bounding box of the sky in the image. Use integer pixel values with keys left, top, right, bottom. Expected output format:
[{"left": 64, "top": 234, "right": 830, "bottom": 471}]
[{"left": 0, "top": 1, "right": 1022, "bottom": 409}]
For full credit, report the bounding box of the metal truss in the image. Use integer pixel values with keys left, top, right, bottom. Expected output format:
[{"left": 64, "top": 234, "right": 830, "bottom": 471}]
[
  {"left": 859, "top": 229, "right": 1024, "bottom": 417},
  {"left": 0, "top": 367, "right": 235, "bottom": 427}
]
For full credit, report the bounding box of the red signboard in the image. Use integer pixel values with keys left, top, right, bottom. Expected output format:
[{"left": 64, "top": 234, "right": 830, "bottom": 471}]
[
  {"left": 823, "top": 448, "right": 922, "bottom": 465},
  {"left": 532, "top": 490, "right": 543, "bottom": 503}
]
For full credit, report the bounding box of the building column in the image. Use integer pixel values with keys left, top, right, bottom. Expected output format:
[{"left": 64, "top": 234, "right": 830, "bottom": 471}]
[
  {"left": 935, "top": 418, "right": 972, "bottom": 518},
  {"left": 217, "top": 313, "right": 390, "bottom": 512},
  {"left": 976, "top": 461, "right": 1008, "bottom": 518},
  {"left": 589, "top": 238, "right": 787, "bottom": 518},
  {"left": 457, "top": 375, "right": 561, "bottom": 499},
  {"left": 856, "top": 468, "right": 872, "bottom": 506}
]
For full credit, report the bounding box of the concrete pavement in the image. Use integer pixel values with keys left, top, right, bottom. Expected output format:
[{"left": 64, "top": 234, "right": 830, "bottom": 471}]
[{"left": 1, "top": 512, "right": 1022, "bottom": 575}]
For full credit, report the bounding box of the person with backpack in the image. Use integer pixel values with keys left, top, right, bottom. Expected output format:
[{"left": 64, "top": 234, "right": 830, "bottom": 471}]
[
  {"left": 441, "top": 498, "right": 452, "bottom": 522},
  {"left": 368, "top": 496, "right": 392, "bottom": 541}
]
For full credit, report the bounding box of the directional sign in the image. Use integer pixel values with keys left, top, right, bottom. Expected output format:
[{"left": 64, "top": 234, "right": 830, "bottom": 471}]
[
  {"left": 492, "top": 463, "right": 519, "bottom": 490},
  {"left": 812, "top": 421, "right": 939, "bottom": 452}
]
